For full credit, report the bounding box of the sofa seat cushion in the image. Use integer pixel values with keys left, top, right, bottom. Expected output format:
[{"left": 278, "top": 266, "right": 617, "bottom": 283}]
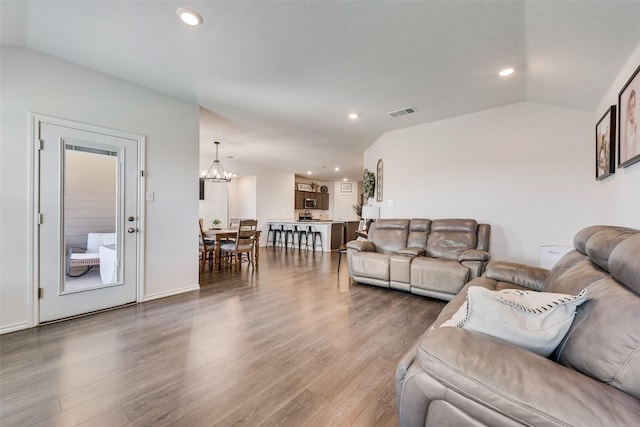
[
  {"left": 411, "top": 258, "right": 470, "bottom": 295},
  {"left": 441, "top": 286, "right": 587, "bottom": 356},
  {"left": 348, "top": 251, "right": 391, "bottom": 281}
]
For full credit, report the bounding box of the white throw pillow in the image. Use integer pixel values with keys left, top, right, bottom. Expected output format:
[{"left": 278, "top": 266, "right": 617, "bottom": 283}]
[{"left": 441, "top": 286, "right": 588, "bottom": 357}]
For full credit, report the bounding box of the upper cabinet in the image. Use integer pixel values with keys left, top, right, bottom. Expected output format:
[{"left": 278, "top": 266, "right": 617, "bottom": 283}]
[{"left": 294, "top": 190, "right": 329, "bottom": 210}]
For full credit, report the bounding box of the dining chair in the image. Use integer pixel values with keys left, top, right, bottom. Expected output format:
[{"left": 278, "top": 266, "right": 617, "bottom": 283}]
[
  {"left": 199, "top": 218, "right": 215, "bottom": 270},
  {"left": 220, "top": 219, "right": 258, "bottom": 269}
]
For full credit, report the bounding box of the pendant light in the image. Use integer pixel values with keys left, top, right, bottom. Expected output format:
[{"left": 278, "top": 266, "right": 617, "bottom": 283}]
[{"left": 203, "top": 141, "right": 232, "bottom": 182}]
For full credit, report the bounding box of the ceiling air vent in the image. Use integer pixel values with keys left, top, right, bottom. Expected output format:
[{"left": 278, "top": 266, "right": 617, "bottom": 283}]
[{"left": 388, "top": 107, "right": 416, "bottom": 118}]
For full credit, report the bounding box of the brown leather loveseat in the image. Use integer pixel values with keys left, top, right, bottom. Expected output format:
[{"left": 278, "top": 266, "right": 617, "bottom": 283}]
[
  {"left": 395, "top": 225, "right": 640, "bottom": 426},
  {"left": 346, "top": 218, "right": 491, "bottom": 300}
]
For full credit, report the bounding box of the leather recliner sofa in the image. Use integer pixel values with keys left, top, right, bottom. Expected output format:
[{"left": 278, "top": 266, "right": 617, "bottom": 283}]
[
  {"left": 395, "top": 225, "right": 640, "bottom": 426},
  {"left": 346, "top": 218, "right": 491, "bottom": 300}
]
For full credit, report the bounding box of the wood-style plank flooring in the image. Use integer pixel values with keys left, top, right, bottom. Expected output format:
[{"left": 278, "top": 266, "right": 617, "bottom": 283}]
[{"left": 1, "top": 247, "right": 445, "bottom": 426}]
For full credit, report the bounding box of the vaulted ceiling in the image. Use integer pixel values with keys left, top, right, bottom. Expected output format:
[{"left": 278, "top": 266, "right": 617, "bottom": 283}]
[{"left": 3, "top": 1, "right": 640, "bottom": 181}]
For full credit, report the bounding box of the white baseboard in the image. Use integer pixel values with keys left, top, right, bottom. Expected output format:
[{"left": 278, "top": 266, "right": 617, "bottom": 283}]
[
  {"left": 1, "top": 321, "right": 32, "bottom": 335},
  {"left": 142, "top": 284, "right": 200, "bottom": 302}
]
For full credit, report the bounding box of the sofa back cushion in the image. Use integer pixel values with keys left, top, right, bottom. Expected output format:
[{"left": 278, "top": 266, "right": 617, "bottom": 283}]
[
  {"left": 610, "top": 233, "right": 640, "bottom": 294},
  {"left": 407, "top": 218, "right": 431, "bottom": 249},
  {"left": 369, "top": 219, "right": 410, "bottom": 253},
  {"left": 554, "top": 277, "right": 640, "bottom": 398},
  {"left": 573, "top": 225, "right": 612, "bottom": 255},
  {"left": 543, "top": 259, "right": 608, "bottom": 295},
  {"left": 552, "top": 228, "right": 640, "bottom": 398},
  {"left": 426, "top": 219, "right": 478, "bottom": 260},
  {"left": 476, "top": 224, "right": 491, "bottom": 251},
  {"left": 546, "top": 226, "right": 637, "bottom": 292},
  {"left": 585, "top": 227, "right": 638, "bottom": 273}
]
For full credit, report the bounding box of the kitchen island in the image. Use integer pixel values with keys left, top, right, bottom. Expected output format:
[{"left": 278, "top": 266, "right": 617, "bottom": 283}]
[{"left": 265, "top": 221, "right": 345, "bottom": 252}]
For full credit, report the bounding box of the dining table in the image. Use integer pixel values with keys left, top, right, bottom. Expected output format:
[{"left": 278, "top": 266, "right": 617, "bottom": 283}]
[{"left": 205, "top": 228, "right": 261, "bottom": 272}]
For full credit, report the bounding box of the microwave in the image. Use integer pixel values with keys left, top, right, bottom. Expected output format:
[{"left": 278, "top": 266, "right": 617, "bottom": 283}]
[{"left": 304, "top": 198, "right": 317, "bottom": 209}]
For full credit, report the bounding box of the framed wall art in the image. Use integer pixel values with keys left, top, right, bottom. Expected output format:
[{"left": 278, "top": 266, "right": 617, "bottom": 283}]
[
  {"left": 595, "top": 105, "right": 616, "bottom": 180},
  {"left": 296, "top": 183, "right": 313, "bottom": 191},
  {"left": 340, "top": 183, "right": 352, "bottom": 193},
  {"left": 618, "top": 64, "right": 640, "bottom": 168}
]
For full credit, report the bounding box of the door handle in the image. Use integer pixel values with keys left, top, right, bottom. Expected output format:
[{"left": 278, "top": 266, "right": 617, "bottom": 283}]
[{"left": 127, "top": 227, "right": 137, "bottom": 233}]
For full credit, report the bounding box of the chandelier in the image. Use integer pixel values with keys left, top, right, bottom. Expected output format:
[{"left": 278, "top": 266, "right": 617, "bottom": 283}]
[{"left": 203, "top": 141, "right": 232, "bottom": 182}]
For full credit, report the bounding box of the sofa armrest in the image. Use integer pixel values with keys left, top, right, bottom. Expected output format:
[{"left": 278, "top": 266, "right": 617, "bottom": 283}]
[
  {"left": 396, "top": 247, "right": 425, "bottom": 256},
  {"left": 458, "top": 249, "right": 490, "bottom": 262},
  {"left": 483, "top": 260, "right": 549, "bottom": 291},
  {"left": 416, "top": 327, "right": 640, "bottom": 427},
  {"left": 346, "top": 239, "right": 376, "bottom": 252}
]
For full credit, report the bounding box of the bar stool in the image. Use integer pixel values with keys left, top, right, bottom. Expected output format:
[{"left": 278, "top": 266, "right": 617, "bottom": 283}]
[
  {"left": 267, "top": 223, "right": 281, "bottom": 247},
  {"left": 306, "top": 225, "right": 323, "bottom": 252},
  {"left": 292, "top": 225, "right": 307, "bottom": 251},
  {"left": 280, "top": 224, "right": 294, "bottom": 249}
]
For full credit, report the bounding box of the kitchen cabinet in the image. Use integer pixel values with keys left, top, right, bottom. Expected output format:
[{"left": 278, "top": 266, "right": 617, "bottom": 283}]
[
  {"left": 294, "top": 191, "right": 306, "bottom": 209},
  {"left": 331, "top": 222, "right": 344, "bottom": 249},
  {"left": 345, "top": 221, "right": 360, "bottom": 242},
  {"left": 318, "top": 193, "right": 329, "bottom": 209},
  {"left": 294, "top": 190, "right": 329, "bottom": 210}
]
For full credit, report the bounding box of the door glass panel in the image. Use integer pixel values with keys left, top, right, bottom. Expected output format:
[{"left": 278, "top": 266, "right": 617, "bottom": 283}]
[{"left": 63, "top": 143, "right": 120, "bottom": 293}]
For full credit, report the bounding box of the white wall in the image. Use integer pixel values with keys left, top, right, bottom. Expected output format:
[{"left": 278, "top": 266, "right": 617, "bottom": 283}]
[
  {"left": 199, "top": 181, "right": 229, "bottom": 228},
  {"left": 1, "top": 48, "right": 200, "bottom": 332},
  {"left": 364, "top": 43, "right": 640, "bottom": 266},
  {"left": 229, "top": 175, "right": 257, "bottom": 220},
  {"left": 365, "top": 101, "right": 597, "bottom": 265},
  {"left": 593, "top": 41, "right": 640, "bottom": 224},
  {"left": 257, "top": 170, "right": 295, "bottom": 245},
  {"left": 333, "top": 181, "right": 360, "bottom": 221}
]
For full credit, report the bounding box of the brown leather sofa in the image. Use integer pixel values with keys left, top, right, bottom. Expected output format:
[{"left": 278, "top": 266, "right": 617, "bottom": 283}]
[
  {"left": 346, "top": 219, "right": 491, "bottom": 300},
  {"left": 396, "top": 225, "right": 640, "bottom": 426}
]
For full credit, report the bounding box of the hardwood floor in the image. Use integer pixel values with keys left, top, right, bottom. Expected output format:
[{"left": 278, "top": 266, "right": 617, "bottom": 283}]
[{"left": 0, "top": 247, "right": 445, "bottom": 426}]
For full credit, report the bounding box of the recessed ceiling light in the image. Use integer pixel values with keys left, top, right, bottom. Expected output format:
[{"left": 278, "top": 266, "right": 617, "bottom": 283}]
[
  {"left": 334, "top": 167, "right": 340, "bottom": 171},
  {"left": 343, "top": 178, "right": 348, "bottom": 182},
  {"left": 177, "top": 8, "right": 203, "bottom": 26},
  {"left": 348, "top": 113, "right": 359, "bottom": 119},
  {"left": 307, "top": 171, "right": 312, "bottom": 175},
  {"left": 499, "top": 68, "right": 514, "bottom": 77}
]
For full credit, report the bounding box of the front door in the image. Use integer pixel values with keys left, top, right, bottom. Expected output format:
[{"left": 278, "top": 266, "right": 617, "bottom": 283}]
[{"left": 35, "top": 116, "right": 142, "bottom": 322}]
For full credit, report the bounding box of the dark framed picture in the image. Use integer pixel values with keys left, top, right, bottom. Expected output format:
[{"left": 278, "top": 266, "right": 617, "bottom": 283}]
[
  {"left": 596, "top": 106, "right": 616, "bottom": 180},
  {"left": 199, "top": 178, "right": 205, "bottom": 200},
  {"left": 618, "top": 64, "right": 640, "bottom": 167}
]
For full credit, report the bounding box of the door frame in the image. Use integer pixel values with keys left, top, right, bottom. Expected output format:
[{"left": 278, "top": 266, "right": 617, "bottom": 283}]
[{"left": 29, "top": 113, "right": 146, "bottom": 326}]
